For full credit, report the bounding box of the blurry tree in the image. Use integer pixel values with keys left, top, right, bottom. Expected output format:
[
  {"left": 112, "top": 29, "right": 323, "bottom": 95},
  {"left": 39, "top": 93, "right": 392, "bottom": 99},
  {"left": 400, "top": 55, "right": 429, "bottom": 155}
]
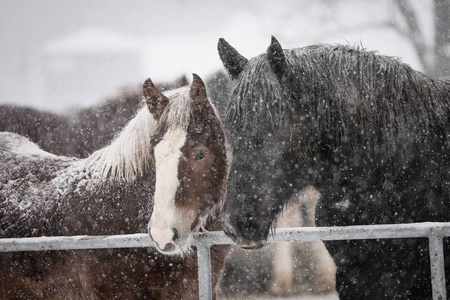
[
  {"left": 396, "top": 0, "right": 450, "bottom": 77},
  {"left": 434, "top": 0, "right": 450, "bottom": 77}
]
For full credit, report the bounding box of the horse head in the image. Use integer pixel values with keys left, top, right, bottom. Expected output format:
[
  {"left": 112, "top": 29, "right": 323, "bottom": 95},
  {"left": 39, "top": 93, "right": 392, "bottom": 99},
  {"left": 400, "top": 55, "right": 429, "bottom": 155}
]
[
  {"left": 217, "top": 37, "right": 293, "bottom": 249},
  {"left": 145, "top": 74, "right": 228, "bottom": 255}
]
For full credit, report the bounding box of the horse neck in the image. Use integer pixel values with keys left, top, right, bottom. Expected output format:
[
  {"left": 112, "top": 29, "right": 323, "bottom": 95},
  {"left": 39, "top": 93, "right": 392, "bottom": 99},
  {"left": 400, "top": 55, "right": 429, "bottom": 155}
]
[
  {"left": 287, "top": 45, "right": 446, "bottom": 98},
  {"left": 85, "top": 106, "right": 157, "bottom": 183}
]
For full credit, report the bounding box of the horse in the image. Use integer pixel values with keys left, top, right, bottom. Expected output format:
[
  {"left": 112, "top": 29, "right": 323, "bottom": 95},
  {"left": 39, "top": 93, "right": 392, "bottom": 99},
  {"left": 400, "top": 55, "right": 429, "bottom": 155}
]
[
  {"left": 270, "top": 186, "right": 336, "bottom": 296},
  {"left": 219, "top": 186, "right": 336, "bottom": 298},
  {"left": 0, "top": 106, "right": 73, "bottom": 156},
  {"left": 0, "top": 75, "right": 188, "bottom": 158},
  {"left": 204, "top": 70, "right": 230, "bottom": 120},
  {"left": 0, "top": 74, "right": 229, "bottom": 299},
  {"left": 217, "top": 36, "right": 450, "bottom": 299}
]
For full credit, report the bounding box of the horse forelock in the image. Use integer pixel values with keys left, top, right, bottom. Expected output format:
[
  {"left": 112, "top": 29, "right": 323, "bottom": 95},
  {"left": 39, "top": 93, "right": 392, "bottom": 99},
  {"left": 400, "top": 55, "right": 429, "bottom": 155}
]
[
  {"left": 159, "top": 86, "right": 192, "bottom": 131},
  {"left": 225, "top": 54, "right": 289, "bottom": 139}
]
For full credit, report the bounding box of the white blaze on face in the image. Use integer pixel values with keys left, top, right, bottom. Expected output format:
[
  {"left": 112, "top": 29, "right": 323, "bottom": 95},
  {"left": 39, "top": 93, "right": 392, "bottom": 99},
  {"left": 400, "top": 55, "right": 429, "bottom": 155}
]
[{"left": 149, "top": 127, "right": 187, "bottom": 251}]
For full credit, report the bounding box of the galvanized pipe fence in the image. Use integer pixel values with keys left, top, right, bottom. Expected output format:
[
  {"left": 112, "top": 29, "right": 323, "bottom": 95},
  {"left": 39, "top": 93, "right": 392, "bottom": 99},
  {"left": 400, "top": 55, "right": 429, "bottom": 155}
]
[{"left": 1, "top": 222, "right": 449, "bottom": 300}]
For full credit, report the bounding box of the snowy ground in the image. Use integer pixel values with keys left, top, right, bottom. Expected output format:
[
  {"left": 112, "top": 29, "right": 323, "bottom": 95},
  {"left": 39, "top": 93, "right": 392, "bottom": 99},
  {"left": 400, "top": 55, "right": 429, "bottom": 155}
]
[{"left": 219, "top": 292, "right": 339, "bottom": 300}]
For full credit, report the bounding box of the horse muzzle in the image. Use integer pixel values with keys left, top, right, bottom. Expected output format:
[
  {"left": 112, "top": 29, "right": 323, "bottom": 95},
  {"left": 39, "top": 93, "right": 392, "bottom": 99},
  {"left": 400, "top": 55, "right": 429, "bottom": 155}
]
[
  {"left": 221, "top": 210, "right": 269, "bottom": 250},
  {"left": 148, "top": 227, "right": 183, "bottom": 255}
]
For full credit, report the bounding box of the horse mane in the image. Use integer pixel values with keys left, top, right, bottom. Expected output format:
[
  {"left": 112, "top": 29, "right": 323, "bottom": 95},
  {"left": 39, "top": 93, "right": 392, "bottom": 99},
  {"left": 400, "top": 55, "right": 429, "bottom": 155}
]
[
  {"left": 159, "top": 86, "right": 193, "bottom": 131},
  {"left": 225, "top": 54, "right": 285, "bottom": 138},
  {"left": 227, "top": 44, "right": 450, "bottom": 156},
  {"left": 86, "top": 86, "right": 195, "bottom": 183}
]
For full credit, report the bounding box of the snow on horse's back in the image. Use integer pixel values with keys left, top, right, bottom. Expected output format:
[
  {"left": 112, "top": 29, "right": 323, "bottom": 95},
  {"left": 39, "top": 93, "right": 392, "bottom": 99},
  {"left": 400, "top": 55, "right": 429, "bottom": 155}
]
[
  {"left": 1, "top": 132, "right": 58, "bottom": 159},
  {"left": 0, "top": 74, "right": 229, "bottom": 299}
]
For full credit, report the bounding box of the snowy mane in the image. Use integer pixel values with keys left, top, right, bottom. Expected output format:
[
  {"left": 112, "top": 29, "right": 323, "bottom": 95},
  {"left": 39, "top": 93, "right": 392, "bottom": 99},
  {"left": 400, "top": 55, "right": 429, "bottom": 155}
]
[
  {"left": 86, "top": 86, "right": 192, "bottom": 182},
  {"left": 160, "top": 86, "right": 193, "bottom": 130}
]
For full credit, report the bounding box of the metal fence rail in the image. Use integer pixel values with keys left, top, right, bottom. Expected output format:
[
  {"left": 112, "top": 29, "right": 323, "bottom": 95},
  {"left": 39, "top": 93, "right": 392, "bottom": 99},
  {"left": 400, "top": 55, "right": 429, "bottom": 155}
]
[{"left": 1, "top": 222, "right": 449, "bottom": 300}]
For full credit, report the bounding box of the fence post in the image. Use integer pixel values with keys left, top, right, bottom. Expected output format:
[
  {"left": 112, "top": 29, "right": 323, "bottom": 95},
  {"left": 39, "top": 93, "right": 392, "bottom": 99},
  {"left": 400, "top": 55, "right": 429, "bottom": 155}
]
[
  {"left": 196, "top": 242, "right": 213, "bottom": 300},
  {"left": 429, "top": 231, "right": 447, "bottom": 300}
]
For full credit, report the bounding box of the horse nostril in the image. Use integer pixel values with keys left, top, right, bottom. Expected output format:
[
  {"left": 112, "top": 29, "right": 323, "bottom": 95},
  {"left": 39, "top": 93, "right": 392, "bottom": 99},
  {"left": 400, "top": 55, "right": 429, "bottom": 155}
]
[
  {"left": 172, "top": 228, "right": 179, "bottom": 242},
  {"left": 163, "top": 242, "right": 176, "bottom": 252},
  {"left": 149, "top": 227, "right": 179, "bottom": 252}
]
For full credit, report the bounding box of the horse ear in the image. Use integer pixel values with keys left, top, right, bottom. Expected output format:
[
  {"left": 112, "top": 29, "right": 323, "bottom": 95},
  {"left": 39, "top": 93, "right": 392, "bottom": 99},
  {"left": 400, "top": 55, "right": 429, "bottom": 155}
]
[
  {"left": 267, "top": 36, "right": 288, "bottom": 80},
  {"left": 143, "top": 78, "right": 169, "bottom": 121},
  {"left": 218, "top": 38, "right": 248, "bottom": 79},
  {"left": 190, "top": 74, "right": 212, "bottom": 118}
]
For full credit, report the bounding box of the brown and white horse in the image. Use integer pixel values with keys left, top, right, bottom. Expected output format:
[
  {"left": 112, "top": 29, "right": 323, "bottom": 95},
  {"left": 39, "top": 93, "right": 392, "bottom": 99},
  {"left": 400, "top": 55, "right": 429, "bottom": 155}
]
[
  {"left": 0, "top": 74, "right": 229, "bottom": 299},
  {"left": 145, "top": 74, "right": 229, "bottom": 255}
]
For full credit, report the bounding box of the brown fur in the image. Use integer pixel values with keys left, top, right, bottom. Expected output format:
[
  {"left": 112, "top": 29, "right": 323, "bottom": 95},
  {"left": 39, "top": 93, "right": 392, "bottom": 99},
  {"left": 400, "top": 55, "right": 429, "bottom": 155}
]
[
  {"left": 0, "top": 75, "right": 229, "bottom": 299},
  {"left": 1, "top": 237, "right": 228, "bottom": 299}
]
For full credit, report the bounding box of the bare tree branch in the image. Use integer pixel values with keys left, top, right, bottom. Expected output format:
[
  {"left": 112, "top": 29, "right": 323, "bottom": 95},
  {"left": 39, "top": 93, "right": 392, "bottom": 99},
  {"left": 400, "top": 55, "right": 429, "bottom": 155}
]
[
  {"left": 394, "top": 0, "right": 431, "bottom": 72},
  {"left": 434, "top": 0, "right": 450, "bottom": 77}
]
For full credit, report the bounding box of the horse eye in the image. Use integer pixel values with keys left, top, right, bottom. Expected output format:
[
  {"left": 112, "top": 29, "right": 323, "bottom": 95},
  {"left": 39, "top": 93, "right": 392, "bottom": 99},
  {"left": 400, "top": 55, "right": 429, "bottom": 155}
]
[{"left": 195, "top": 151, "right": 206, "bottom": 161}]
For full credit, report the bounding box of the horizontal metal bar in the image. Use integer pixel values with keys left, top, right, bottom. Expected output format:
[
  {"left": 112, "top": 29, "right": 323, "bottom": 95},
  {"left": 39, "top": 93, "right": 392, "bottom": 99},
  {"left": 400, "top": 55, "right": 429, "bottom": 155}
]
[
  {"left": 1, "top": 222, "right": 449, "bottom": 300},
  {"left": 270, "top": 222, "right": 450, "bottom": 242},
  {"left": 1, "top": 222, "right": 450, "bottom": 252},
  {"left": 0, "top": 233, "right": 152, "bottom": 252},
  {"left": 193, "top": 222, "right": 450, "bottom": 246}
]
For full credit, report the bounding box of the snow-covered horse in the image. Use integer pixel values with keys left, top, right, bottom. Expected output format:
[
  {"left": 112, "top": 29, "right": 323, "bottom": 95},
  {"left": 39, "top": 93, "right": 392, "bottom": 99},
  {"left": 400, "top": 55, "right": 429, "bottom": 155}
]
[
  {"left": 0, "top": 74, "right": 229, "bottom": 299},
  {"left": 218, "top": 36, "right": 450, "bottom": 299}
]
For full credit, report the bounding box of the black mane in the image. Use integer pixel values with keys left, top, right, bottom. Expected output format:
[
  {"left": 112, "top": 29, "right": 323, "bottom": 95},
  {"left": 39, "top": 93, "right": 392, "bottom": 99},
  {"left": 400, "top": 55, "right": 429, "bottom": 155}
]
[{"left": 227, "top": 44, "right": 450, "bottom": 157}]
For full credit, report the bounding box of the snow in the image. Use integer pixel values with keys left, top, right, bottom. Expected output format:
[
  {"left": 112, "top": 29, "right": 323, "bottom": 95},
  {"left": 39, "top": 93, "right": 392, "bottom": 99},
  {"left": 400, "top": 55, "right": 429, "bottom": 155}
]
[
  {"left": 44, "top": 28, "right": 144, "bottom": 55},
  {"left": 1, "top": 132, "right": 56, "bottom": 159},
  {"left": 222, "top": 293, "right": 339, "bottom": 300}
]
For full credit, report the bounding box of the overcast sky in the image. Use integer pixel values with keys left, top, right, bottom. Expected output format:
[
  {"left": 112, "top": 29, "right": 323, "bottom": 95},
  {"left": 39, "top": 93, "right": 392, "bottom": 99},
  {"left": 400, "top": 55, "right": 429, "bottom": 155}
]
[{"left": 0, "top": 0, "right": 433, "bottom": 111}]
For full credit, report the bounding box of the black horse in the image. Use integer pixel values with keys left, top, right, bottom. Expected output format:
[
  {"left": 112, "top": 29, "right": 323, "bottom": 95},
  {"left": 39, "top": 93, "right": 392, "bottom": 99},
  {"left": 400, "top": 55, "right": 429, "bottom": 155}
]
[{"left": 218, "top": 36, "right": 450, "bottom": 299}]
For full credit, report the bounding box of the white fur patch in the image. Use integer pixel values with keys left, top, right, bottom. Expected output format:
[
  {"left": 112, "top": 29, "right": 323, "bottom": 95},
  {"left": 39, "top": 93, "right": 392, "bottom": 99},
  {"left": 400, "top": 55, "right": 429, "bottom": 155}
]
[
  {"left": 85, "top": 87, "right": 194, "bottom": 184},
  {"left": 148, "top": 126, "right": 187, "bottom": 245}
]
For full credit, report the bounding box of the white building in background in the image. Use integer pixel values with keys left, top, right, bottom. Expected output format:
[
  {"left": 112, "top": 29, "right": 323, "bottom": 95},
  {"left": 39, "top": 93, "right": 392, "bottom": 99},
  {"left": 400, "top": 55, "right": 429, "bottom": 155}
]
[{"left": 41, "top": 28, "right": 144, "bottom": 112}]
